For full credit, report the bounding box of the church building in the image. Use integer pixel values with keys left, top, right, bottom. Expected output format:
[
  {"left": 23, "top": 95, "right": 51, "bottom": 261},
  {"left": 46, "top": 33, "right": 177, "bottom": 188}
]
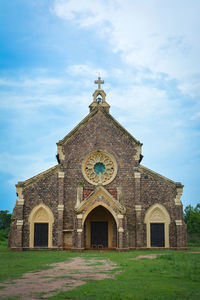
[{"left": 9, "top": 78, "right": 187, "bottom": 251}]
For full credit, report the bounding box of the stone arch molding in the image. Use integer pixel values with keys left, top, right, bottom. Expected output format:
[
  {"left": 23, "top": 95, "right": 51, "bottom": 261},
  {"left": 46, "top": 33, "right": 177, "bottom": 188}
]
[
  {"left": 82, "top": 202, "right": 119, "bottom": 227},
  {"left": 28, "top": 203, "right": 54, "bottom": 248},
  {"left": 144, "top": 203, "right": 170, "bottom": 248},
  {"left": 75, "top": 185, "right": 126, "bottom": 228}
]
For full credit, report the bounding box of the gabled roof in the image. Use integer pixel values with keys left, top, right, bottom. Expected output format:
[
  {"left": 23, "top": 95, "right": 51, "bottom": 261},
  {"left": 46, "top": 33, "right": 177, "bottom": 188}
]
[
  {"left": 16, "top": 164, "right": 59, "bottom": 188},
  {"left": 57, "top": 106, "right": 142, "bottom": 146},
  {"left": 139, "top": 165, "right": 183, "bottom": 187}
]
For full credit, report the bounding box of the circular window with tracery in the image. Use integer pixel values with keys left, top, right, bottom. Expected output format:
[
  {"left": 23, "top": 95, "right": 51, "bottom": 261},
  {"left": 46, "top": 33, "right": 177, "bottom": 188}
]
[{"left": 82, "top": 151, "right": 117, "bottom": 185}]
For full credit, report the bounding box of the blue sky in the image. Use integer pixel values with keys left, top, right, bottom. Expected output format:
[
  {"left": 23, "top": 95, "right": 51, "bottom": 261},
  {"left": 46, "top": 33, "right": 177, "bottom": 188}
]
[{"left": 0, "top": 0, "right": 200, "bottom": 212}]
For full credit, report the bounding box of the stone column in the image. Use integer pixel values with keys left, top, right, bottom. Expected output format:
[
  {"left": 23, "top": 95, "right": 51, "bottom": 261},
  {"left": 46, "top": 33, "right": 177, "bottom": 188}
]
[
  {"left": 135, "top": 205, "right": 143, "bottom": 248},
  {"left": 57, "top": 171, "right": 65, "bottom": 249},
  {"left": 57, "top": 205, "right": 64, "bottom": 249},
  {"left": 16, "top": 220, "right": 23, "bottom": 251},
  {"left": 72, "top": 214, "right": 84, "bottom": 251},
  {"left": 13, "top": 185, "right": 25, "bottom": 250},
  {"left": 116, "top": 214, "right": 127, "bottom": 251},
  {"left": 134, "top": 172, "right": 143, "bottom": 248},
  {"left": 134, "top": 172, "right": 141, "bottom": 203},
  {"left": 175, "top": 220, "right": 187, "bottom": 249}
]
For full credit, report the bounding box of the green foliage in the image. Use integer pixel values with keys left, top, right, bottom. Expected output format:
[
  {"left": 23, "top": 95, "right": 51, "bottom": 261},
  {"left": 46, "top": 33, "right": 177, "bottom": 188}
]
[
  {"left": 0, "top": 227, "right": 10, "bottom": 241},
  {"left": 78, "top": 181, "right": 85, "bottom": 188},
  {"left": 0, "top": 210, "right": 11, "bottom": 241},
  {"left": 184, "top": 204, "right": 200, "bottom": 234},
  {"left": 0, "top": 210, "right": 11, "bottom": 230}
]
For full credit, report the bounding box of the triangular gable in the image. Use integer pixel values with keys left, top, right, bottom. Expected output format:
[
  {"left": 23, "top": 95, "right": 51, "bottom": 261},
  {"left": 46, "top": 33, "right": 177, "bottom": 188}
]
[
  {"left": 16, "top": 164, "right": 59, "bottom": 188},
  {"left": 139, "top": 165, "right": 183, "bottom": 187},
  {"left": 75, "top": 185, "right": 126, "bottom": 214},
  {"left": 57, "top": 106, "right": 142, "bottom": 147}
]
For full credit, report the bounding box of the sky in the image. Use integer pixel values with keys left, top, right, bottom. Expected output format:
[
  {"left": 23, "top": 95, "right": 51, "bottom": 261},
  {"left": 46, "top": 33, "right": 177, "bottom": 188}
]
[{"left": 0, "top": 0, "right": 200, "bottom": 212}]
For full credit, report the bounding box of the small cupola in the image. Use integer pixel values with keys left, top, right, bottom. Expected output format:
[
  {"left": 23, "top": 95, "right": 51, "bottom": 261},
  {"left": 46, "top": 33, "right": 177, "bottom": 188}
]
[{"left": 89, "top": 77, "right": 110, "bottom": 113}]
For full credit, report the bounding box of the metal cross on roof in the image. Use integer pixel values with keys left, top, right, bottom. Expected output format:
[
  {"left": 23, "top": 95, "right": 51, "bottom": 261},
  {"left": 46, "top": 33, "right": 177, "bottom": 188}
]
[{"left": 94, "top": 76, "right": 104, "bottom": 90}]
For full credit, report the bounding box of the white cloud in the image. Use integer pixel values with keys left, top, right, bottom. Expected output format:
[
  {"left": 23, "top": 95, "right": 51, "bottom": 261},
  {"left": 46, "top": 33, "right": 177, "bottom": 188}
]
[
  {"left": 0, "top": 152, "right": 56, "bottom": 185},
  {"left": 53, "top": 0, "right": 200, "bottom": 79},
  {"left": 0, "top": 76, "right": 64, "bottom": 88},
  {"left": 67, "top": 64, "right": 108, "bottom": 78}
]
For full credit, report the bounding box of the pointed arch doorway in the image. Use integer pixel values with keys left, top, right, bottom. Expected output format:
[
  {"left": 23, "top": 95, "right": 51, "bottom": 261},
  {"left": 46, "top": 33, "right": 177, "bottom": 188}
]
[{"left": 84, "top": 205, "right": 117, "bottom": 249}]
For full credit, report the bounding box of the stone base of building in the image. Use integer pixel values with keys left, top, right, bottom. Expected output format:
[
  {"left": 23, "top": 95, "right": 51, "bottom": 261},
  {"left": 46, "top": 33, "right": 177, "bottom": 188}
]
[
  {"left": 11, "top": 247, "right": 23, "bottom": 251},
  {"left": 116, "top": 248, "right": 129, "bottom": 252},
  {"left": 71, "top": 248, "right": 85, "bottom": 252}
]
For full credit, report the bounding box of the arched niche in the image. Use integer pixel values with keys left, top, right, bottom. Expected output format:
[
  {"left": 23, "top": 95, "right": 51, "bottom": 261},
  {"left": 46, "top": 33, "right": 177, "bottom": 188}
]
[
  {"left": 83, "top": 205, "right": 117, "bottom": 249},
  {"left": 144, "top": 203, "right": 170, "bottom": 248},
  {"left": 82, "top": 201, "right": 119, "bottom": 228},
  {"left": 28, "top": 204, "right": 54, "bottom": 248}
]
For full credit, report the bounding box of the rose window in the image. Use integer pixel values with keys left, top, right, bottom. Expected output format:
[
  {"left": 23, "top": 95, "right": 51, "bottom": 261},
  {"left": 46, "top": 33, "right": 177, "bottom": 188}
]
[{"left": 82, "top": 151, "right": 117, "bottom": 185}]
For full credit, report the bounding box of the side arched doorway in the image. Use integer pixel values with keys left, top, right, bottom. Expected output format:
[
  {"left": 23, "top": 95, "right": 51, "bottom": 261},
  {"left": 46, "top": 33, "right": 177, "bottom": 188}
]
[
  {"left": 84, "top": 205, "right": 117, "bottom": 249},
  {"left": 28, "top": 204, "right": 54, "bottom": 248},
  {"left": 144, "top": 204, "right": 170, "bottom": 248}
]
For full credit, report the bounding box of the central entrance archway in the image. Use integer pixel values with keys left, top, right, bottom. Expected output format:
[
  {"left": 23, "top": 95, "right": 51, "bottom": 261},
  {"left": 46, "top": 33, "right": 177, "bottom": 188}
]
[{"left": 84, "top": 205, "right": 117, "bottom": 249}]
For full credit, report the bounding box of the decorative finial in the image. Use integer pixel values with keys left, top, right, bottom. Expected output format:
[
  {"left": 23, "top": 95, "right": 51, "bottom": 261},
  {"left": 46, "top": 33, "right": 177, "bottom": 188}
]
[{"left": 94, "top": 76, "right": 104, "bottom": 90}]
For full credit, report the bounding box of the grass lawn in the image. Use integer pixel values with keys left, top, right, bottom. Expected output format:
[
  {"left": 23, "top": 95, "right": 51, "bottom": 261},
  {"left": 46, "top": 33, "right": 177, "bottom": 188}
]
[{"left": 0, "top": 241, "right": 200, "bottom": 300}]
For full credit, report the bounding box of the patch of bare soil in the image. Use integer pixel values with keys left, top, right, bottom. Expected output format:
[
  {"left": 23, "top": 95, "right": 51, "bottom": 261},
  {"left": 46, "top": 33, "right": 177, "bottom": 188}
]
[
  {"left": 0, "top": 257, "right": 118, "bottom": 300},
  {"left": 131, "top": 254, "right": 163, "bottom": 260}
]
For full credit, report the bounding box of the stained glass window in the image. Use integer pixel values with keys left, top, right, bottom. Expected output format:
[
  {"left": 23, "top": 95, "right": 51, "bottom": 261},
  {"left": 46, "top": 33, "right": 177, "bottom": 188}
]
[{"left": 94, "top": 162, "right": 105, "bottom": 174}]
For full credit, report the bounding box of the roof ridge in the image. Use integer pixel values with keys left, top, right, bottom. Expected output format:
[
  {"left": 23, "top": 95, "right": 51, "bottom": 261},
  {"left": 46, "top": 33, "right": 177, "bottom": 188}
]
[
  {"left": 16, "top": 164, "right": 59, "bottom": 187},
  {"left": 57, "top": 106, "right": 142, "bottom": 146},
  {"left": 139, "top": 165, "right": 183, "bottom": 186}
]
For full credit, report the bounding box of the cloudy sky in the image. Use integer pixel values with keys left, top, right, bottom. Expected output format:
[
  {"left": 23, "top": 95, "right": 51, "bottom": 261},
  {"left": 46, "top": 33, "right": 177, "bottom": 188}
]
[{"left": 0, "top": 0, "right": 200, "bottom": 211}]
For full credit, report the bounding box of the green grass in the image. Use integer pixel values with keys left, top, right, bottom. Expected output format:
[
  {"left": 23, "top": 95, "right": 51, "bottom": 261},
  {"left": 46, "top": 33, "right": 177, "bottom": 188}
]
[{"left": 0, "top": 241, "right": 200, "bottom": 300}]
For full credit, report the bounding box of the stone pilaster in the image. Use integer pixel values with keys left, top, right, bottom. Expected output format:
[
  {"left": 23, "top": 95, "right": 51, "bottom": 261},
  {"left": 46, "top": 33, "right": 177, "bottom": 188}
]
[
  {"left": 135, "top": 205, "right": 143, "bottom": 248},
  {"left": 72, "top": 214, "right": 84, "bottom": 251},
  {"left": 16, "top": 185, "right": 25, "bottom": 222},
  {"left": 175, "top": 220, "right": 187, "bottom": 249},
  {"left": 134, "top": 172, "right": 141, "bottom": 203},
  {"left": 57, "top": 171, "right": 65, "bottom": 249},
  {"left": 15, "top": 220, "right": 23, "bottom": 250},
  {"left": 116, "top": 214, "right": 128, "bottom": 251}
]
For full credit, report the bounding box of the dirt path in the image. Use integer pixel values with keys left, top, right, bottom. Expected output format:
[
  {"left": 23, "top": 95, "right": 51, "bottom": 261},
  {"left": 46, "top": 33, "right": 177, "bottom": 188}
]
[
  {"left": 131, "top": 254, "right": 164, "bottom": 260},
  {"left": 0, "top": 257, "right": 118, "bottom": 299}
]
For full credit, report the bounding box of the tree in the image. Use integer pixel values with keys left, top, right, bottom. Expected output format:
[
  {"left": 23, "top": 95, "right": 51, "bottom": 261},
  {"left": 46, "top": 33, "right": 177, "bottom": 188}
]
[
  {"left": 184, "top": 204, "right": 200, "bottom": 234},
  {"left": 0, "top": 210, "right": 11, "bottom": 229},
  {"left": 0, "top": 210, "right": 11, "bottom": 241}
]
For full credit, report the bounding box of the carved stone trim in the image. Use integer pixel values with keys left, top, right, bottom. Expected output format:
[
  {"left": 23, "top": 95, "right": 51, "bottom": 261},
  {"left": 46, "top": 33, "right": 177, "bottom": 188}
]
[
  {"left": 174, "top": 188, "right": 183, "bottom": 206},
  {"left": 133, "top": 145, "right": 141, "bottom": 161},
  {"left": 175, "top": 220, "right": 183, "bottom": 226},
  {"left": 135, "top": 205, "right": 142, "bottom": 211},
  {"left": 118, "top": 214, "right": 124, "bottom": 219},
  {"left": 57, "top": 204, "right": 64, "bottom": 211},
  {"left": 82, "top": 151, "right": 117, "bottom": 186},
  {"left": 134, "top": 172, "right": 141, "bottom": 179},
  {"left": 75, "top": 186, "right": 83, "bottom": 208},
  {"left": 77, "top": 214, "right": 83, "bottom": 219},
  {"left": 77, "top": 229, "right": 83, "bottom": 233},
  {"left": 57, "top": 145, "right": 65, "bottom": 160},
  {"left": 58, "top": 172, "right": 65, "bottom": 179},
  {"left": 16, "top": 220, "right": 23, "bottom": 226},
  {"left": 118, "top": 227, "right": 124, "bottom": 232},
  {"left": 17, "top": 199, "right": 24, "bottom": 205}
]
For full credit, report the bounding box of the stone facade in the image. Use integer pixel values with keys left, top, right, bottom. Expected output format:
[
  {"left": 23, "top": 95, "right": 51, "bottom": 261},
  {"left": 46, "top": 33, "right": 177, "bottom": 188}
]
[{"left": 9, "top": 83, "right": 187, "bottom": 251}]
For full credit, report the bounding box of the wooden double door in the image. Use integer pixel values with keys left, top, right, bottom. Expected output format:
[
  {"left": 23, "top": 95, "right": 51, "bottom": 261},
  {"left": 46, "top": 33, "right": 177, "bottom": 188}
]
[
  {"left": 91, "top": 221, "right": 108, "bottom": 248},
  {"left": 150, "top": 223, "right": 165, "bottom": 247},
  {"left": 34, "top": 223, "right": 48, "bottom": 247}
]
